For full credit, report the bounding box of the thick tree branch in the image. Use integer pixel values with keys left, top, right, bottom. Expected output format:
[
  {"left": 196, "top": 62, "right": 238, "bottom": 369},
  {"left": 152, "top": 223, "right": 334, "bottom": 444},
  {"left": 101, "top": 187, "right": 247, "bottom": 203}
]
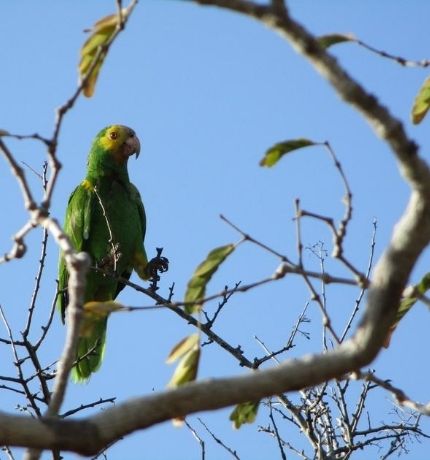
[{"left": 45, "top": 251, "right": 89, "bottom": 417}]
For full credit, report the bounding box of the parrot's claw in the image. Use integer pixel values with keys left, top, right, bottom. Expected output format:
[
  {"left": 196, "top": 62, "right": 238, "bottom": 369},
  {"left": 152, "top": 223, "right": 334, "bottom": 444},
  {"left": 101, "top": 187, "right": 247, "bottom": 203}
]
[{"left": 147, "top": 247, "right": 169, "bottom": 292}]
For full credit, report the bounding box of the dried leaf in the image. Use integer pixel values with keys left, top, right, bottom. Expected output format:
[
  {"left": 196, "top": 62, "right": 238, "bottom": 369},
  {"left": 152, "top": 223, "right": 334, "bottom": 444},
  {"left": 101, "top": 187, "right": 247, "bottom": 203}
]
[
  {"left": 230, "top": 401, "right": 260, "bottom": 429},
  {"left": 166, "top": 334, "right": 200, "bottom": 364},
  {"left": 0, "top": 129, "right": 10, "bottom": 137},
  {"left": 184, "top": 244, "right": 235, "bottom": 314},
  {"left": 167, "top": 345, "right": 200, "bottom": 388},
  {"left": 172, "top": 417, "right": 185, "bottom": 427},
  {"left": 411, "top": 76, "right": 430, "bottom": 124},
  {"left": 79, "top": 9, "right": 127, "bottom": 97},
  {"left": 317, "top": 33, "right": 355, "bottom": 49},
  {"left": 259, "top": 139, "right": 315, "bottom": 167}
]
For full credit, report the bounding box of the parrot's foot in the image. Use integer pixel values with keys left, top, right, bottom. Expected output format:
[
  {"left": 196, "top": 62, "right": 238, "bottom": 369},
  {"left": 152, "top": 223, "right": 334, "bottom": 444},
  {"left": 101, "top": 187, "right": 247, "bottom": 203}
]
[{"left": 147, "top": 247, "right": 169, "bottom": 292}]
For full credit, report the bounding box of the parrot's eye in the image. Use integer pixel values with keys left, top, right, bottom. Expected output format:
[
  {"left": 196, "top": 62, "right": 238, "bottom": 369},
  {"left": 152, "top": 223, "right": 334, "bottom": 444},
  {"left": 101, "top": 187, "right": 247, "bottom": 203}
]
[{"left": 109, "top": 131, "right": 118, "bottom": 140}]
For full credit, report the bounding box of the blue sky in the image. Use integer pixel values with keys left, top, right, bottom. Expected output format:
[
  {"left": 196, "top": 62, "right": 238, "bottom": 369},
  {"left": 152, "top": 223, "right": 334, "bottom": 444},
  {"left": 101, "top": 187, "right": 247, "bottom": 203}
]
[{"left": 1, "top": 1, "right": 430, "bottom": 458}]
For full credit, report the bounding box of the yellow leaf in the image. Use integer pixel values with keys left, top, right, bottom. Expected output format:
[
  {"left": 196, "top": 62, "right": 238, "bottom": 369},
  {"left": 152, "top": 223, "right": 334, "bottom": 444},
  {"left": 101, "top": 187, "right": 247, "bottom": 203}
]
[
  {"left": 79, "top": 9, "right": 128, "bottom": 98},
  {"left": 230, "top": 401, "right": 260, "bottom": 429},
  {"left": 79, "top": 301, "right": 125, "bottom": 338},
  {"left": 81, "top": 26, "right": 116, "bottom": 58},
  {"left": 411, "top": 76, "right": 430, "bottom": 124},
  {"left": 82, "top": 61, "right": 104, "bottom": 98},
  {"left": 167, "top": 345, "right": 200, "bottom": 388},
  {"left": 83, "top": 300, "right": 125, "bottom": 319},
  {"left": 260, "top": 139, "right": 315, "bottom": 167},
  {"left": 184, "top": 244, "right": 235, "bottom": 314},
  {"left": 317, "top": 33, "right": 355, "bottom": 49},
  {"left": 166, "top": 334, "right": 200, "bottom": 364}
]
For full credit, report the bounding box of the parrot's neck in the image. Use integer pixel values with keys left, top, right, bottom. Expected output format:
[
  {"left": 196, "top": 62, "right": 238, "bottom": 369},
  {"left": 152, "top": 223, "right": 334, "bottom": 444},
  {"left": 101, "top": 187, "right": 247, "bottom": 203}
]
[
  {"left": 86, "top": 153, "right": 130, "bottom": 185},
  {"left": 86, "top": 168, "right": 130, "bottom": 187}
]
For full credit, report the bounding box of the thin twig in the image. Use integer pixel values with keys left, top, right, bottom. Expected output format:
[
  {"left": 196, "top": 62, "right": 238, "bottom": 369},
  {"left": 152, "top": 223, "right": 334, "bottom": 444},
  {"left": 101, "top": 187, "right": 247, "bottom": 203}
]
[
  {"left": 350, "top": 379, "right": 372, "bottom": 434},
  {"left": 22, "top": 339, "right": 51, "bottom": 404},
  {"left": 258, "top": 418, "right": 311, "bottom": 460},
  {"left": 184, "top": 420, "right": 206, "bottom": 460},
  {"left": 0, "top": 305, "right": 41, "bottom": 417},
  {"left": 2, "top": 445, "right": 16, "bottom": 460},
  {"left": 0, "top": 220, "right": 34, "bottom": 264},
  {"left": 351, "top": 371, "right": 430, "bottom": 416},
  {"left": 340, "top": 219, "right": 377, "bottom": 341},
  {"left": 3, "top": 133, "right": 51, "bottom": 146},
  {"left": 322, "top": 142, "right": 353, "bottom": 260},
  {"left": 220, "top": 214, "right": 292, "bottom": 263},
  {"left": 198, "top": 418, "right": 240, "bottom": 459},
  {"left": 34, "top": 290, "right": 59, "bottom": 350},
  {"left": 101, "top": 273, "right": 255, "bottom": 368},
  {"left": 309, "top": 242, "right": 329, "bottom": 349},
  {"left": 0, "top": 139, "right": 36, "bottom": 211},
  {"left": 268, "top": 402, "right": 287, "bottom": 460},
  {"left": 203, "top": 282, "right": 241, "bottom": 328},
  {"left": 22, "top": 231, "right": 49, "bottom": 337},
  {"left": 61, "top": 397, "right": 116, "bottom": 418},
  {"left": 356, "top": 38, "right": 430, "bottom": 68},
  {"left": 93, "top": 185, "right": 119, "bottom": 272},
  {"left": 23, "top": 162, "right": 49, "bottom": 338},
  {"left": 253, "top": 317, "right": 321, "bottom": 453},
  {"left": 296, "top": 202, "right": 341, "bottom": 344},
  {"left": 21, "top": 162, "right": 44, "bottom": 181},
  {"left": 254, "top": 303, "right": 309, "bottom": 367}
]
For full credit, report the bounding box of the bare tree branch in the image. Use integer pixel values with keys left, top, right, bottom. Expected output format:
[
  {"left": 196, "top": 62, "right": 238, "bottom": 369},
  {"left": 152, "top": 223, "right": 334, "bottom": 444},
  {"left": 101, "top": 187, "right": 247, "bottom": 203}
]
[
  {"left": 185, "top": 420, "right": 206, "bottom": 460},
  {"left": 198, "top": 418, "right": 240, "bottom": 459}
]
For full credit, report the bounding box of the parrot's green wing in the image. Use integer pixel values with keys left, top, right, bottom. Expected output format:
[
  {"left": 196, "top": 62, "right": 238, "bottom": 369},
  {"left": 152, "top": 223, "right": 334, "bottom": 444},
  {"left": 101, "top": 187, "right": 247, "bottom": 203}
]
[
  {"left": 58, "top": 181, "right": 95, "bottom": 321},
  {"left": 115, "top": 183, "right": 148, "bottom": 299},
  {"left": 57, "top": 181, "right": 107, "bottom": 382}
]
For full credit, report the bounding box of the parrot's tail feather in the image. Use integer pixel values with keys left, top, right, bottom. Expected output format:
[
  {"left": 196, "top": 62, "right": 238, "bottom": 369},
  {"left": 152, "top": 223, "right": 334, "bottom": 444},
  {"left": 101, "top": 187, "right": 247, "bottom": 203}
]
[{"left": 72, "top": 319, "right": 107, "bottom": 382}]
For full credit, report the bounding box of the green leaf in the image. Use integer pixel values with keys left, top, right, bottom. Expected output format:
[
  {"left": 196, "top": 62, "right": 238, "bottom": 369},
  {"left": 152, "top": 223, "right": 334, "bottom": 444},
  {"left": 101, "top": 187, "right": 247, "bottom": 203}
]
[
  {"left": 317, "top": 33, "right": 355, "bottom": 49},
  {"left": 167, "top": 345, "right": 200, "bottom": 388},
  {"left": 184, "top": 244, "right": 235, "bottom": 314},
  {"left": 230, "top": 401, "right": 260, "bottom": 429},
  {"left": 396, "top": 272, "right": 430, "bottom": 321},
  {"left": 260, "top": 139, "right": 315, "bottom": 167},
  {"left": 385, "top": 272, "right": 430, "bottom": 347},
  {"left": 79, "top": 10, "right": 127, "bottom": 97},
  {"left": 166, "top": 334, "right": 200, "bottom": 364},
  {"left": 411, "top": 76, "right": 430, "bottom": 124},
  {"left": 416, "top": 272, "right": 430, "bottom": 294}
]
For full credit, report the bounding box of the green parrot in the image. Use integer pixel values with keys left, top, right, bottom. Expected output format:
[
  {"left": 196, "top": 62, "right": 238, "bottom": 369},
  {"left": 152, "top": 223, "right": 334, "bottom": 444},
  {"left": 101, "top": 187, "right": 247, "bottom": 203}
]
[{"left": 58, "top": 124, "right": 167, "bottom": 382}]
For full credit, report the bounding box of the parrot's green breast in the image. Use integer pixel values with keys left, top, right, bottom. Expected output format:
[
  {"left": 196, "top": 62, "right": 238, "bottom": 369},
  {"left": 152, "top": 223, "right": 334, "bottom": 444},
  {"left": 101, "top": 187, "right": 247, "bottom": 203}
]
[{"left": 77, "top": 177, "right": 145, "bottom": 301}]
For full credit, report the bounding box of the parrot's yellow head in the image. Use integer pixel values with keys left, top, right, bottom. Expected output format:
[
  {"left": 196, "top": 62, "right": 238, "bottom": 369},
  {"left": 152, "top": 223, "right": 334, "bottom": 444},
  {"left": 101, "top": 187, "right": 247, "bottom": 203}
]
[{"left": 89, "top": 125, "right": 141, "bottom": 169}]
